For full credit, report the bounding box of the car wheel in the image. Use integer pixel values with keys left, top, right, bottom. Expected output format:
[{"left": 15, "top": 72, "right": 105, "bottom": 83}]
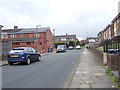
[
  {"left": 37, "top": 56, "right": 41, "bottom": 61},
  {"left": 26, "top": 57, "right": 31, "bottom": 65},
  {"left": 8, "top": 62, "right": 14, "bottom": 65}
]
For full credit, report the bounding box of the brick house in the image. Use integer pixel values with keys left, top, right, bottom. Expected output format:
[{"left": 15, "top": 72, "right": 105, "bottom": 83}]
[
  {"left": 103, "top": 24, "right": 113, "bottom": 41},
  {"left": 98, "top": 13, "right": 120, "bottom": 44},
  {"left": 97, "top": 31, "right": 104, "bottom": 44},
  {"left": 111, "top": 13, "right": 120, "bottom": 37},
  {"left": 1, "top": 26, "right": 53, "bottom": 53},
  {"left": 54, "top": 34, "right": 77, "bottom": 48},
  {"left": 87, "top": 37, "right": 98, "bottom": 43}
]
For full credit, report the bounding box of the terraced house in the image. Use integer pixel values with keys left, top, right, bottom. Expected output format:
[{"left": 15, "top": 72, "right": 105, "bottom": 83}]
[
  {"left": 1, "top": 26, "right": 53, "bottom": 54},
  {"left": 98, "top": 13, "right": 120, "bottom": 45}
]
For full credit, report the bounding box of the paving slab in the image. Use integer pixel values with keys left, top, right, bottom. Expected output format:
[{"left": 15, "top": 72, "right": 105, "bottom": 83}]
[
  {"left": 69, "top": 84, "right": 80, "bottom": 88},
  {"left": 91, "top": 83, "right": 118, "bottom": 88},
  {"left": 68, "top": 49, "right": 118, "bottom": 88},
  {"left": 79, "top": 84, "right": 90, "bottom": 88}
]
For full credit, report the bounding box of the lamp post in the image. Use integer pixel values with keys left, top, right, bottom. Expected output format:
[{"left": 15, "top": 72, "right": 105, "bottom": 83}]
[
  {"left": 0, "top": 25, "right": 3, "bottom": 40},
  {"left": 35, "top": 25, "right": 41, "bottom": 52},
  {"left": 36, "top": 25, "right": 41, "bottom": 38},
  {"left": 53, "top": 29, "right": 55, "bottom": 48}
]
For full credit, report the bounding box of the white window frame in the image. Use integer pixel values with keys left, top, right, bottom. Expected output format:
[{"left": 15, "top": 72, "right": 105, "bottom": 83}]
[
  {"left": 1, "top": 33, "right": 8, "bottom": 39},
  {"left": 20, "top": 33, "right": 24, "bottom": 37},
  {"left": 10, "top": 34, "right": 16, "bottom": 38}
]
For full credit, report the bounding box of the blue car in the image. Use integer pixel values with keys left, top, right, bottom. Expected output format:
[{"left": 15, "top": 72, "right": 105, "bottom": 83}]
[{"left": 7, "top": 47, "right": 41, "bottom": 65}]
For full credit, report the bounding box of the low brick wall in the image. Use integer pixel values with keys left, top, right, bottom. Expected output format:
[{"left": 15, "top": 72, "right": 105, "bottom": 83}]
[
  {"left": 90, "top": 46, "right": 120, "bottom": 82},
  {"left": 89, "top": 47, "right": 103, "bottom": 64},
  {"left": 107, "top": 54, "right": 120, "bottom": 71},
  {"left": 118, "top": 56, "right": 120, "bottom": 83},
  {"left": 2, "top": 54, "right": 7, "bottom": 61}
]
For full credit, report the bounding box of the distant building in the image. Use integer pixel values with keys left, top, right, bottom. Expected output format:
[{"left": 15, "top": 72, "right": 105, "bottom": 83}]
[
  {"left": 87, "top": 37, "right": 98, "bottom": 43},
  {"left": 97, "top": 31, "right": 104, "bottom": 44},
  {"left": 54, "top": 34, "right": 77, "bottom": 48},
  {"left": 1, "top": 26, "right": 53, "bottom": 53}
]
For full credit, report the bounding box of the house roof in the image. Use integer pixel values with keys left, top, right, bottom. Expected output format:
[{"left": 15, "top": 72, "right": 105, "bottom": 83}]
[
  {"left": 2, "top": 27, "right": 50, "bottom": 34},
  {"left": 111, "top": 13, "right": 120, "bottom": 23},
  {"left": 16, "top": 27, "right": 50, "bottom": 34},
  {"left": 103, "top": 24, "right": 111, "bottom": 32},
  {"left": 87, "top": 37, "right": 98, "bottom": 40},
  {"left": 55, "top": 35, "right": 76, "bottom": 38}
]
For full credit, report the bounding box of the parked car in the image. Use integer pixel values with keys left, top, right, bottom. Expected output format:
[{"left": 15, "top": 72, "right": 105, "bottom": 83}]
[
  {"left": 76, "top": 45, "right": 81, "bottom": 50},
  {"left": 114, "top": 49, "right": 120, "bottom": 55},
  {"left": 56, "top": 45, "right": 66, "bottom": 53},
  {"left": 7, "top": 47, "right": 41, "bottom": 65},
  {"left": 68, "top": 46, "right": 74, "bottom": 50},
  {"left": 107, "top": 49, "right": 117, "bottom": 55}
]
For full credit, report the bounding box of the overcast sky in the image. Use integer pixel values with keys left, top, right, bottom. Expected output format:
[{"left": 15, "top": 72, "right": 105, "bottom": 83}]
[{"left": 0, "top": 0, "right": 119, "bottom": 40}]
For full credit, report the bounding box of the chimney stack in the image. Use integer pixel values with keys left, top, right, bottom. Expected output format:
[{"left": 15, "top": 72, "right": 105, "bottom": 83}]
[
  {"left": 118, "top": 1, "right": 120, "bottom": 14},
  {"left": 14, "top": 26, "right": 18, "bottom": 30}
]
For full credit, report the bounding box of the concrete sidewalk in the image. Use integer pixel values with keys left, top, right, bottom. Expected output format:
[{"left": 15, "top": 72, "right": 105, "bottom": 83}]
[{"left": 68, "top": 49, "right": 118, "bottom": 88}]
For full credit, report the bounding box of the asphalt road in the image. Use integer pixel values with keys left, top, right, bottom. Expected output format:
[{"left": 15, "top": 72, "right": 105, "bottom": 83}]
[{"left": 2, "top": 50, "right": 83, "bottom": 88}]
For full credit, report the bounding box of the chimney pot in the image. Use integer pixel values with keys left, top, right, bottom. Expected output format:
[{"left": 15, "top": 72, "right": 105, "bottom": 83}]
[{"left": 14, "top": 26, "right": 18, "bottom": 30}]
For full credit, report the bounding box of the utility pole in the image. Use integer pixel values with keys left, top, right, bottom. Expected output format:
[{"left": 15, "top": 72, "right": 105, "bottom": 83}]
[
  {"left": 36, "top": 25, "right": 41, "bottom": 38},
  {"left": 0, "top": 25, "right": 3, "bottom": 58},
  {"left": 53, "top": 29, "right": 55, "bottom": 48},
  {"left": 0, "top": 25, "right": 3, "bottom": 40},
  {"left": 86, "top": 32, "right": 88, "bottom": 44},
  {"left": 35, "top": 25, "right": 41, "bottom": 52}
]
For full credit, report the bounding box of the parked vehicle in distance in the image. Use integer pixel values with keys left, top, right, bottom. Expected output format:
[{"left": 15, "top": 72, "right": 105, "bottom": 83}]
[
  {"left": 68, "top": 46, "right": 74, "bottom": 50},
  {"left": 107, "top": 49, "right": 117, "bottom": 55},
  {"left": 76, "top": 45, "right": 81, "bottom": 50},
  {"left": 114, "top": 49, "right": 120, "bottom": 55},
  {"left": 56, "top": 45, "right": 66, "bottom": 53},
  {"left": 7, "top": 47, "right": 41, "bottom": 65}
]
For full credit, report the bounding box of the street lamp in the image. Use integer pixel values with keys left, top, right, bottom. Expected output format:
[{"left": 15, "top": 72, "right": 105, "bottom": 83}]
[
  {"left": 0, "top": 25, "right": 3, "bottom": 40},
  {"left": 52, "top": 29, "right": 55, "bottom": 48},
  {"left": 36, "top": 25, "right": 41, "bottom": 38}
]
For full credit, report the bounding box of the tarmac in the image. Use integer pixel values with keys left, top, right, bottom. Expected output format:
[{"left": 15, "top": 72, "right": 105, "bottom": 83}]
[
  {"left": 0, "top": 52, "right": 51, "bottom": 66},
  {"left": 67, "top": 48, "right": 118, "bottom": 88}
]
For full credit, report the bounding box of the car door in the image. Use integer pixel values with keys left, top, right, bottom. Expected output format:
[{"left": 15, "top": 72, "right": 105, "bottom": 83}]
[
  {"left": 25, "top": 48, "right": 34, "bottom": 61},
  {"left": 30, "top": 48, "right": 38, "bottom": 61}
]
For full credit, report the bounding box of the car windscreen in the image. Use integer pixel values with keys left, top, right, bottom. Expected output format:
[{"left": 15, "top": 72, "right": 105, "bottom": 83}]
[
  {"left": 114, "top": 51, "right": 120, "bottom": 55},
  {"left": 57, "top": 45, "right": 64, "bottom": 49},
  {"left": 9, "top": 49, "right": 25, "bottom": 53}
]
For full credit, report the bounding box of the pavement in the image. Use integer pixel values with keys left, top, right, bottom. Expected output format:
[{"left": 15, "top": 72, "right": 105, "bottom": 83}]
[
  {"left": 67, "top": 48, "right": 118, "bottom": 88},
  {"left": 0, "top": 52, "right": 54, "bottom": 66}
]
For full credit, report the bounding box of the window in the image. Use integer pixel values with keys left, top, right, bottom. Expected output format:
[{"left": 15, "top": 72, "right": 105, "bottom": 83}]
[
  {"left": 30, "top": 48, "right": 36, "bottom": 53},
  {"left": 118, "top": 31, "right": 120, "bottom": 36},
  {"left": 34, "top": 33, "right": 40, "bottom": 37},
  {"left": 117, "top": 19, "right": 119, "bottom": 24},
  {"left": 20, "top": 33, "right": 24, "bottom": 37},
  {"left": 40, "top": 42, "right": 42, "bottom": 45},
  {"left": 12, "top": 42, "right": 20, "bottom": 45},
  {"left": 114, "top": 22, "right": 117, "bottom": 36},
  {"left": 70, "top": 38, "right": 74, "bottom": 41},
  {"left": 1, "top": 34, "right": 8, "bottom": 39},
  {"left": 26, "top": 42, "right": 31, "bottom": 45},
  {"left": 11, "top": 34, "right": 16, "bottom": 38}
]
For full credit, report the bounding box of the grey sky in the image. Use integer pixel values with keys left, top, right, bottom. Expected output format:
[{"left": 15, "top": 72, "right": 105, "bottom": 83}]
[{"left": 0, "top": 0, "right": 119, "bottom": 40}]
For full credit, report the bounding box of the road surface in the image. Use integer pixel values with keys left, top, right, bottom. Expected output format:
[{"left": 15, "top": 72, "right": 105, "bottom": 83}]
[{"left": 2, "top": 50, "right": 83, "bottom": 88}]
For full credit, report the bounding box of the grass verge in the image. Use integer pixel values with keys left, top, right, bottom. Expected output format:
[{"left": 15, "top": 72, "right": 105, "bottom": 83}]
[{"left": 105, "top": 68, "right": 120, "bottom": 88}]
